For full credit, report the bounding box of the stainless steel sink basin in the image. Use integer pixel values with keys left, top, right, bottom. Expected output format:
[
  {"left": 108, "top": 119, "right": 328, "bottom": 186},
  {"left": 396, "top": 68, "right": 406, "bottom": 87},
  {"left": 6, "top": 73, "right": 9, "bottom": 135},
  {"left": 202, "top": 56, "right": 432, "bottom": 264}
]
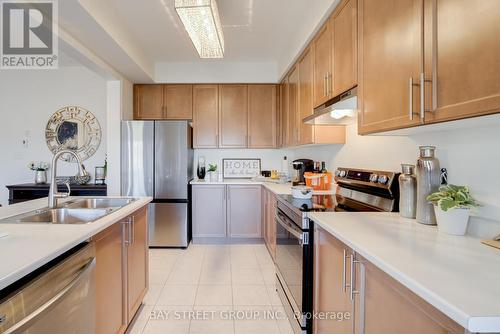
[
  {"left": 7, "top": 208, "right": 116, "bottom": 224},
  {"left": 62, "top": 198, "right": 135, "bottom": 209},
  {"left": 0, "top": 197, "right": 136, "bottom": 225}
]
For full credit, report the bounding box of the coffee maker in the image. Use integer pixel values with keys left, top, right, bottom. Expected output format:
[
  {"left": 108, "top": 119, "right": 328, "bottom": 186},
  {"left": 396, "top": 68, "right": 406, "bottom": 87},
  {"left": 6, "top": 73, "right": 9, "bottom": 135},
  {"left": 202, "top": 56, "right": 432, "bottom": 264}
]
[{"left": 292, "top": 159, "right": 314, "bottom": 186}]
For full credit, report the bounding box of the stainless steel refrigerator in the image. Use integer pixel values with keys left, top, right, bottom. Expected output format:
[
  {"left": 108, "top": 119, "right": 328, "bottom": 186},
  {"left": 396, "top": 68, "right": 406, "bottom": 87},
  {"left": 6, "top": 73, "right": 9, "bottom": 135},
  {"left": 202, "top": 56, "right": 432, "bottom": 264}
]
[{"left": 121, "top": 121, "right": 193, "bottom": 248}]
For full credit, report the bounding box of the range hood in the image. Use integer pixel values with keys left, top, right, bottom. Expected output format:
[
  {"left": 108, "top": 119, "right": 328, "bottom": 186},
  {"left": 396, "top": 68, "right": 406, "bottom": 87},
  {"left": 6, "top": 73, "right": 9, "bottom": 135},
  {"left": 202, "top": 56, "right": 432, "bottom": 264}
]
[{"left": 303, "top": 87, "right": 357, "bottom": 125}]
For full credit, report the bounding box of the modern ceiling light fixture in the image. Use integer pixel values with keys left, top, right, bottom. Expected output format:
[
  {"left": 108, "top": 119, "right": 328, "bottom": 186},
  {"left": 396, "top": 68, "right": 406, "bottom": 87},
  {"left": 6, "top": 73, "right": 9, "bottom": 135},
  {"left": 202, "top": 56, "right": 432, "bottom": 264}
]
[{"left": 174, "top": 0, "right": 225, "bottom": 58}]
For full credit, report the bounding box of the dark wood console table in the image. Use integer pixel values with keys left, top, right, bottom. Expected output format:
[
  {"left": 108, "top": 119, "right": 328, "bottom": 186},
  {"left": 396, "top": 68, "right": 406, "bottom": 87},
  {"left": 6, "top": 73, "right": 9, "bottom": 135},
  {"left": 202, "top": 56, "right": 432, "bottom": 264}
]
[{"left": 6, "top": 183, "right": 107, "bottom": 205}]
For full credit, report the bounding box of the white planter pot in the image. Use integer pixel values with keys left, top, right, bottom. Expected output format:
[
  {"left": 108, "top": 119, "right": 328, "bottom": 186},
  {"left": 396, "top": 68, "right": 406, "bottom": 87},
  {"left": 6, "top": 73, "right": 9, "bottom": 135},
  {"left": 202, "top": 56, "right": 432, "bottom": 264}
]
[
  {"left": 209, "top": 171, "right": 218, "bottom": 182},
  {"left": 434, "top": 206, "right": 470, "bottom": 236}
]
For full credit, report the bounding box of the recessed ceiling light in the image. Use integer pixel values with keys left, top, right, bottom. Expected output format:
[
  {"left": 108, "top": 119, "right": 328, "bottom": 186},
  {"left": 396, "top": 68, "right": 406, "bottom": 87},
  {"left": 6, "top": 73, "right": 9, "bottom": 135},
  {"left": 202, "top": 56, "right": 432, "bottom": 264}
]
[{"left": 175, "top": 0, "right": 225, "bottom": 59}]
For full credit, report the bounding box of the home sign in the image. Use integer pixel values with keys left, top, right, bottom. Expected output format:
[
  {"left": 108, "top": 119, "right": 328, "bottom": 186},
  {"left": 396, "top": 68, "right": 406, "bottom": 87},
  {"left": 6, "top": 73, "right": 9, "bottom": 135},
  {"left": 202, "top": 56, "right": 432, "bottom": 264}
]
[{"left": 223, "top": 159, "right": 261, "bottom": 179}]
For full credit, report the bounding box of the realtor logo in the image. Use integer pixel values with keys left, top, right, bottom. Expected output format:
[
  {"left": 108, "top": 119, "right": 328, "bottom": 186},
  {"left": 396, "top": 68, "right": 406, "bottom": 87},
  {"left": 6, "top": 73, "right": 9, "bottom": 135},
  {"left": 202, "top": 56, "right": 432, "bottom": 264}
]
[{"left": 1, "top": 0, "right": 58, "bottom": 69}]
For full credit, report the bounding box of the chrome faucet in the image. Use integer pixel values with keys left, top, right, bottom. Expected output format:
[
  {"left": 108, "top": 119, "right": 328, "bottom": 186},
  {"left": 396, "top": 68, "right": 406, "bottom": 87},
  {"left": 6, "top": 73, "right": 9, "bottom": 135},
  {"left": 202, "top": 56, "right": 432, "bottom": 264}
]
[{"left": 48, "top": 150, "right": 87, "bottom": 208}]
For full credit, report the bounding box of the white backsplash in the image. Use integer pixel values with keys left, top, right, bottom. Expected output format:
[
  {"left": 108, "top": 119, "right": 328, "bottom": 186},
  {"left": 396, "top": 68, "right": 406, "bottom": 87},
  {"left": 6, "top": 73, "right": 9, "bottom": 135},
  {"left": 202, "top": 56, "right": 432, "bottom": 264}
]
[{"left": 194, "top": 119, "right": 500, "bottom": 239}]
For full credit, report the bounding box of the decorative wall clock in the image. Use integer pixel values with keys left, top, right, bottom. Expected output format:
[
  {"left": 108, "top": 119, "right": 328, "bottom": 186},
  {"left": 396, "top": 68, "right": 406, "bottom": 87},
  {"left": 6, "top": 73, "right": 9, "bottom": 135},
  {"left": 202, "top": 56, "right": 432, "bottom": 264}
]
[{"left": 45, "top": 106, "right": 101, "bottom": 162}]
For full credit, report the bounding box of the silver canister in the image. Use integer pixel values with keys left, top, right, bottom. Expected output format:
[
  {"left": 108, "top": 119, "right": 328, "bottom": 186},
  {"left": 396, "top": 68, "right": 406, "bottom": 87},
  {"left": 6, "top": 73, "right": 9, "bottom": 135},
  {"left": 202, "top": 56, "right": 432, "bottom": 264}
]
[
  {"left": 399, "top": 164, "right": 417, "bottom": 219},
  {"left": 416, "top": 146, "right": 441, "bottom": 225}
]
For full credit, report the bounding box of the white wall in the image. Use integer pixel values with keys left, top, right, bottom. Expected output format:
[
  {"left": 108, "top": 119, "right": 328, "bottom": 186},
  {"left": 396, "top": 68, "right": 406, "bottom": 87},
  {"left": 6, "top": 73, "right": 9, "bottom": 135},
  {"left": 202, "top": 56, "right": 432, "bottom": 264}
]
[
  {"left": 291, "top": 122, "right": 500, "bottom": 238},
  {"left": 155, "top": 62, "right": 278, "bottom": 83},
  {"left": 193, "top": 149, "right": 293, "bottom": 178},
  {"left": 0, "top": 66, "right": 107, "bottom": 205}
]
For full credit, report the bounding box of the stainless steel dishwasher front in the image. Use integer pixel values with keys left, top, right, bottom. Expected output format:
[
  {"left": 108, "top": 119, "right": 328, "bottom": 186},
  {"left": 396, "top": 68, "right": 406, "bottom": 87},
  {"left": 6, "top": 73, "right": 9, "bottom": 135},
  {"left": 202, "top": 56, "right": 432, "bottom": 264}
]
[{"left": 0, "top": 242, "right": 96, "bottom": 334}]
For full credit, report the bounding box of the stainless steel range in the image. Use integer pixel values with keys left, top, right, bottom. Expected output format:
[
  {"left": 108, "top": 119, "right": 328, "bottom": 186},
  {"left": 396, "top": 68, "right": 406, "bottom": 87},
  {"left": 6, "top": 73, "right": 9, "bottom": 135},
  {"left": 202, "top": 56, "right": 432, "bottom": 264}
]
[{"left": 274, "top": 167, "right": 399, "bottom": 334}]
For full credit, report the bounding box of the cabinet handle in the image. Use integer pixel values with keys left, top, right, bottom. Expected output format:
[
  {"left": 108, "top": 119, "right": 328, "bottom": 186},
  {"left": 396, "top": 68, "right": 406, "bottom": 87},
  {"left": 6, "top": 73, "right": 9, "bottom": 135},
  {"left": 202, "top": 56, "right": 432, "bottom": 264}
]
[
  {"left": 130, "top": 216, "right": 135, "bottom": 244},
  {"left": 431, "top": 0, "right": 437, "bottom": 111},
  {"left": 342, "top": 249, "right": 348, "bottom": 293},
  {"left": 324, "top": 74, "right": 327, "bottom": 97},
  {"left": 409, "top": 77, "right": 414, "bottom": 120},
  {"left": 227, "top": 187, "right": 230, "bottom": 201},
  {"left": 350, "top": 254, "right": 360, "bottom": 301},
  {"left": 327, "top": 72, "right": 332, "bottom": 97}
]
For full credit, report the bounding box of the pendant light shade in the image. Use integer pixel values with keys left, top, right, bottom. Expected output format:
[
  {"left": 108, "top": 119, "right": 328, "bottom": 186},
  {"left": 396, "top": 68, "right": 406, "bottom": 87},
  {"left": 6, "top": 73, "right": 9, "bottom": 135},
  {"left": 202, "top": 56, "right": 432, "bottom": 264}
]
[{"left": 175, "top": 0, "right": 225, "bottom": 58}]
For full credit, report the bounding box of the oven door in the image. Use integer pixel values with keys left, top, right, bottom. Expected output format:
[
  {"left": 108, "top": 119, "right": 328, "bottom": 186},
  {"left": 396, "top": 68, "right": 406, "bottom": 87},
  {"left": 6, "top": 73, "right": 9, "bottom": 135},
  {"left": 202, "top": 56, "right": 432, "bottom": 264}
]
[{"left": 275, "top": 208, "right": 311, "bottom": 333}]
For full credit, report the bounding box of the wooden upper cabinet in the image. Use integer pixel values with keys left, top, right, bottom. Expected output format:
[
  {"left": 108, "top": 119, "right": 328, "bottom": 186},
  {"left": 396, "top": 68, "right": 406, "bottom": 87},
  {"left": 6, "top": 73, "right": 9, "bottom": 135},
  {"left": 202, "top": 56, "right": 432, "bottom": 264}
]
[
  {"left": 134, "top": 84, "right": 164, "bottom": 119},
  {"left": 298, "top": 47, "right": 315, "bottom": 145},
  {"left": 193, "top": 85, "right": 219, "bottom": 148},
  {"left": 358, "top": 0, "right": 423, "bottom": 134},
  {"left": 219, "top": 85, "right": 248, "bottom": 148},
  {"left": 288, "top": 66, "right": 300, "bottom": 146},
  {"left": 313, "top": 22, "right": 333, "bottom": 107},
  {"left": 314, "top": 225, "right": 354, "bottom": 334},
  {"left": 280, "top": 80, "right": 290, "bottom": 147},
  {"left": 165, "top": 85, "right": 193, "bottom": 119},
  {"left": 248, "top": 85, "right": 277, "bottom": 148},
  {"left": 423, "top": 0, "right": 500, "bottom": 124},
  {"left": 355, "top": 254, "right": 464, "bottom": 334},
  {"left": 332, "top": 0, "right": 358, "bottom": 96}
]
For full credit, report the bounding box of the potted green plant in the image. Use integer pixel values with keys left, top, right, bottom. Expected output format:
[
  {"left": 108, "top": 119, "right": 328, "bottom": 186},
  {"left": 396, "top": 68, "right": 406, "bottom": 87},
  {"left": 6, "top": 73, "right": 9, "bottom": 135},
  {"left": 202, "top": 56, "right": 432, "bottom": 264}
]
[
  {"left": 28, "top": 161, "right": 50, "bottom": 184},
  {"left": 208, "top": 164, "right": 218, "bottom": 182},
  {"left": 427, "top": 184, "right": 479, "bottom": 235}
]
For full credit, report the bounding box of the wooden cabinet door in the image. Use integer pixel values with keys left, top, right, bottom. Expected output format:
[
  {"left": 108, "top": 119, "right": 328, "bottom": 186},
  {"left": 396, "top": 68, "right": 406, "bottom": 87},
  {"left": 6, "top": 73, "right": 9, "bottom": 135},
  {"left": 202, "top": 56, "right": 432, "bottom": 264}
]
[
  {"left": 227, "top": 185, "right": 262, "bottom": 238},
  {"left": 423, "top": 0, "right": 500, "bottom": 124},
  {"left": 313, "top": 225, "right": 354, "bottom": 334},
  {"left": 93, "top": 223, "right": 127, "bottom": 334},
  {"left": 358, "top": 0, "right": 423, "bottom": 134},
  {"left": 193, "top": 85, "right": 219, "bottom": 148},
  {"left": 267, "top": 190, "right": 277, "bottom": 260},
  {"left": 192, "top": 185, "right": 226, "bottom": 237},
  {"left": 355, "top": 255, "right": 464, "bottom": 334},
  {"left": 313, "top": 23, "right": 333, "bottom": 107},
  {"left": 165, "top": 84, "right": 193, "bottom": 119},
  {"left": 333, "top": 0, "right": 357, "bottom": 96},
  {"left": 298, "top": 47, "right": 315, "bottom": 145},
  {"left": 126, "top": 207, "right": 148, "bottom": 322},
  {"left": 288, "top": 66, "right": 299, "bottom": 146},
  {"left": 219, "top": 85, "right": 248, "bottom": 148},
  {"left": 280, "top": 80, "right": 290, "bottom": 147},
  {"left": 134, "top": 84, "right": 165, "bottom": 119},
  {"left": 248, "top": 85, "right": 277, "bottom": 148}
]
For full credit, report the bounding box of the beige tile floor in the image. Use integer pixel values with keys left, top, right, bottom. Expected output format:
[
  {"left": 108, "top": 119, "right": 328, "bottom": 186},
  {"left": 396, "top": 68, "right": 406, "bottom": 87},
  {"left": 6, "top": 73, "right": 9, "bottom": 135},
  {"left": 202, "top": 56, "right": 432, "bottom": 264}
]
[{"left": 126, "top": 244, "right": 294, "bottom": 334}]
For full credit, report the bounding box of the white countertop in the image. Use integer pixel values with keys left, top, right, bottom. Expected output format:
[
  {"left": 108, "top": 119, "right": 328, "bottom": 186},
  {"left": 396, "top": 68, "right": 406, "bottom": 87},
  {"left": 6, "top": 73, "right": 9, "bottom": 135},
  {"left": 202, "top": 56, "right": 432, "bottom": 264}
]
[
  {"left": 0, "top": 196, "right": 152, "bottom": 291},
  {"left": 308, "top": 211, "right": 500, "bottom": 333},
  {"left": 190, "top": 178, "right": 336, "bottom": 196}
]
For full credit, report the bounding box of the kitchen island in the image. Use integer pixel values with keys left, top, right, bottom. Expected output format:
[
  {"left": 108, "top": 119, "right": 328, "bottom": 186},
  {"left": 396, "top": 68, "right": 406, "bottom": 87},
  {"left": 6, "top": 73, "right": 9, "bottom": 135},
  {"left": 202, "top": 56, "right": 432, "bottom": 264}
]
[
  {"left": 309, "top": 211, "right": 500, "bottom": 333},
  {"left": 0, "top": 196, "right": 152, "bottom": 334}
]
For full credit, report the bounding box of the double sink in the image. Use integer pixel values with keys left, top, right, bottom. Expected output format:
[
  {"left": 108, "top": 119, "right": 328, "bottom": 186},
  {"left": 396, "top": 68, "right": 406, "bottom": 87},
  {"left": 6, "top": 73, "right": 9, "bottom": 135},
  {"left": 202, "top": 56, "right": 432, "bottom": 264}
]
[{"left": 0, "top": 198, "right": 136, "bottom": 225}]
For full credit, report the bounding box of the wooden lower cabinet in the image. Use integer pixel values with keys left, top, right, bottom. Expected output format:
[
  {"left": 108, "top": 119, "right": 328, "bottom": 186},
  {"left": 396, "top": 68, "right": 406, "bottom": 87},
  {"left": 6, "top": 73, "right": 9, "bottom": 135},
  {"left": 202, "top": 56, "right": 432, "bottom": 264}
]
[
  {"left": 93, "top": 222, "right": 127, "bottom": 334},
  {"left": 313, "top": 225, "right": 354, "bottom": 334},
  {"left": 314, "top": 227, "right": 464, "bottom": 334},
  {"left": 192, "top": 185, "right": 267, "bottom": 242},
  {"left": 354, "top": 254, "right": 464, "bottom": 334},
  {"left": 227, "top": 185, "right": 262, "bottom": 238},
  {"left": 93, "top": 206, "right": 149, "bottom": 334},
  {"left": 262, "top": 187, "right": 276, "bottom": 260},
  {"left": 126, "top": 207, "right": 148, "bottom": 321},
  {"left": 192, "top": 185, "right": 227, "bottom": 238}
]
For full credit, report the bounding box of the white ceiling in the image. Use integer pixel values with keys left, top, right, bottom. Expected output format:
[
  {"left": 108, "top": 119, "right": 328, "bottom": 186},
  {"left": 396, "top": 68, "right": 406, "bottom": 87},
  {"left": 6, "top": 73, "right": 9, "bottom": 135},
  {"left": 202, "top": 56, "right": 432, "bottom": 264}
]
[
  {"left": 56, "top": 0, "right": 338, "bottom": 82},
  {"left": 99, "top": 0, "right": 338, "bottom": 81}
]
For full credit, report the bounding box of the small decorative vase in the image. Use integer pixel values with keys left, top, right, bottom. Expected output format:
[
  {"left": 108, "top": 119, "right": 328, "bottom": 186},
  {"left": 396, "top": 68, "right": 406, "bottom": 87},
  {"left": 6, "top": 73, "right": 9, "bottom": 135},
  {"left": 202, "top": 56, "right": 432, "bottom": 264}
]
[
  {"left": 35, "top": 170, "right": 47, "bottom": 184},
  {"left": 434, "top": 206, "right": 470, "bottom": 236}
]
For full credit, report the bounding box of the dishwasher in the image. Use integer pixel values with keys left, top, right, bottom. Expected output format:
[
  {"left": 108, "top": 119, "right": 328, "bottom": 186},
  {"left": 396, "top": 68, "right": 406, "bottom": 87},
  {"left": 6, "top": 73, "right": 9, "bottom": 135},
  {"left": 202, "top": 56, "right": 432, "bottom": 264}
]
[{"left": 0, "top": 242, "right": 96, "bottom": 334}]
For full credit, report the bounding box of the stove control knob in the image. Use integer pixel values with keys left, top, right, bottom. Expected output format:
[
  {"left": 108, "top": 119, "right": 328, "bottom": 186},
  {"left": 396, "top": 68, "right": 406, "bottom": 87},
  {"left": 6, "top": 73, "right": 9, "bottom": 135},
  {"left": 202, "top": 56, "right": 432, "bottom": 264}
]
[
  {"left": 369, "top": 174, "right": 378, "bottom": 183},
  {"left": 334, "top": 170, "right": 341, "bottom": 177},
  {"left": 338, "top": 170, "right": 347, "bottom": 178},
  {"left": 378, "top": 175, "right": 389, "bottom": 184}
]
